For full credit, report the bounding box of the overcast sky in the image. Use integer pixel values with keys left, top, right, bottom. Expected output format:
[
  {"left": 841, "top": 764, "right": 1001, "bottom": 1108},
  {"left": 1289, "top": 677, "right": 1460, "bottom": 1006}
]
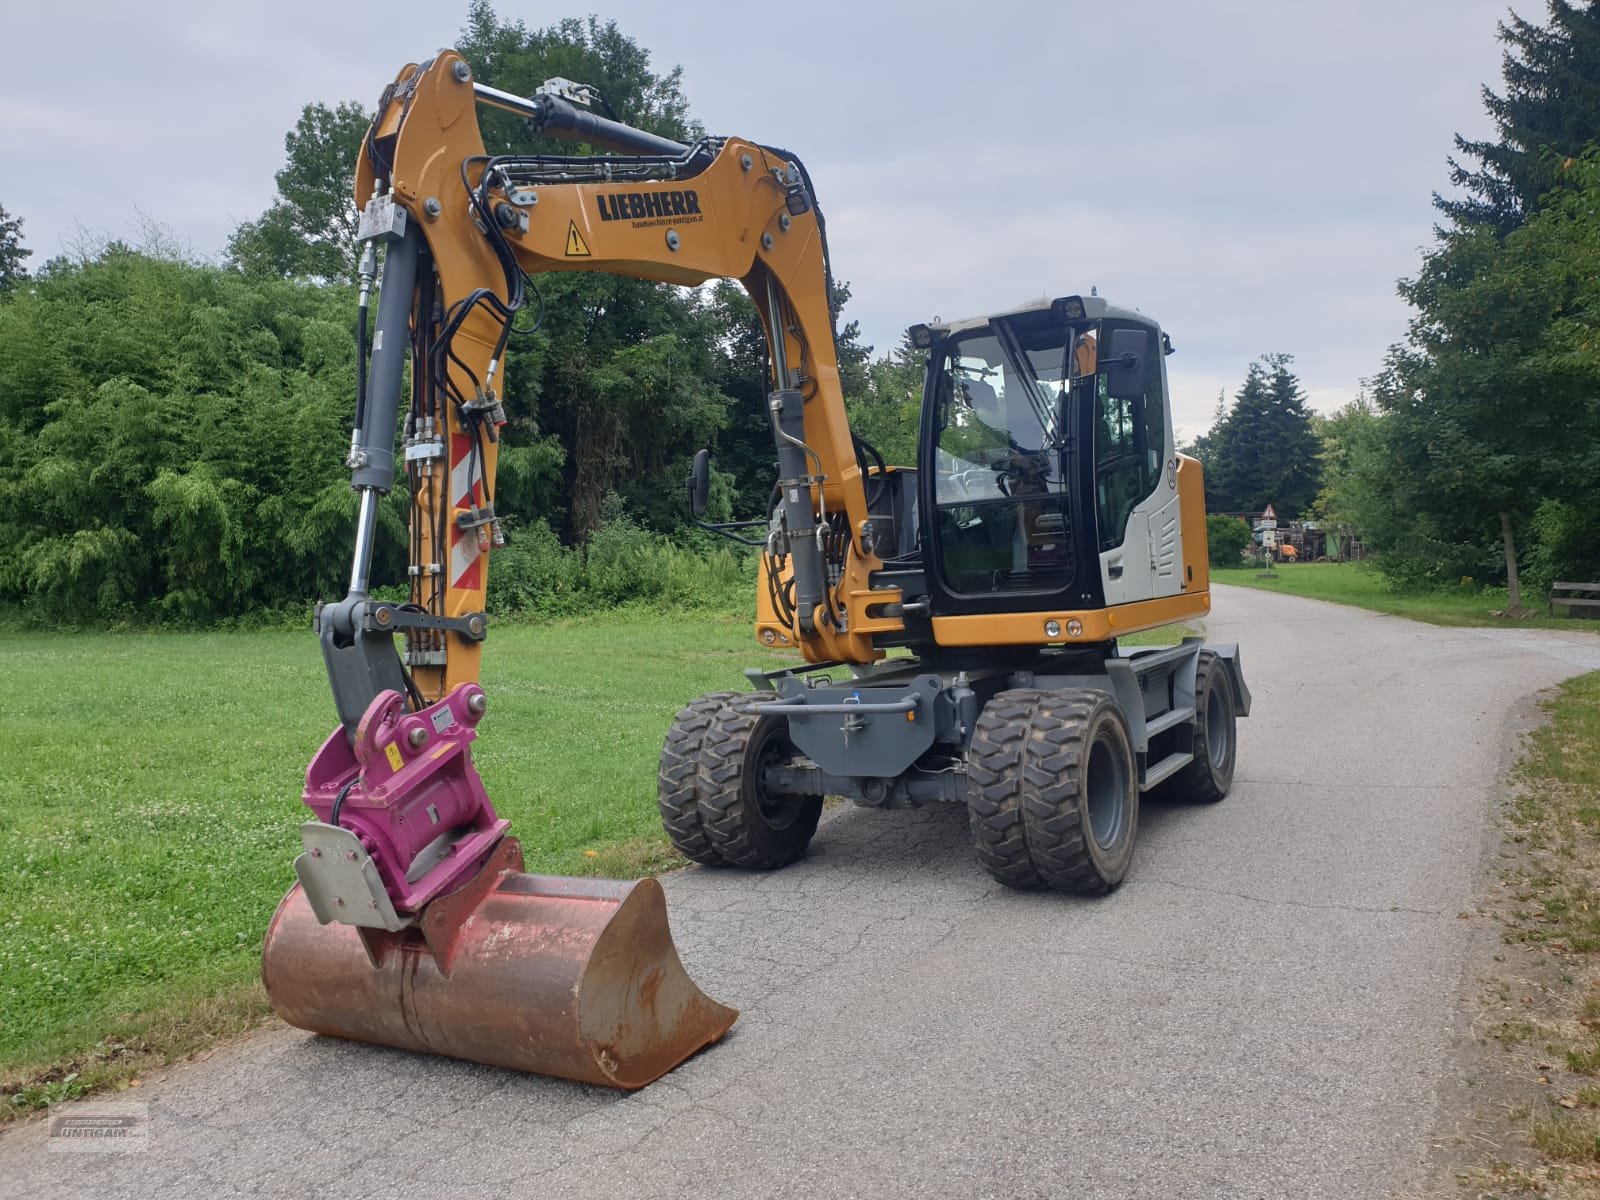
[{"left": 2, "top": 1, "right": 1520, "bottom": 439}]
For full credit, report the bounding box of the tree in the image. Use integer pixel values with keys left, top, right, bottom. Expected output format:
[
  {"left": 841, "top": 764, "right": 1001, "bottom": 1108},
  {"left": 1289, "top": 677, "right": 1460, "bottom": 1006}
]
[
  {"left": 1351, "top": 3, "right": 1600, "bottom": 601},
  {"left": 0, "top": 245, "right": 385, "bottom": 618},
  {"left": 227, "top": 101, "right": 372, "bottom": 280},
  {"left": 1440, "top": 1, "right": 1600, "bottom": 234},
  {"left": 1199, "top": 355, "right": 1322, "bottom": 519},
  {"left": 1182, "top": 389, "right": 1228, "bottom": 471},
  {"left": 849, "top": 333, "right": 923, "bottom": 467},
  {"left": 1311, "top": 394, "right": 1387, "bottom": 536},
  {"left": 1205, "top": 514, "right": 1251, "bottom": 568},
  {"left": 0, "top": 203, "right": 30, "bottom": 294},
  {"left": 828, "top": 279, "right": 873, "bottom": 404},
  {"left": 457, "top": 5, "right": 696, "bottom": 153},
  {"left": 1372, "top": 152, "right": 1600, "bottom": 600}
]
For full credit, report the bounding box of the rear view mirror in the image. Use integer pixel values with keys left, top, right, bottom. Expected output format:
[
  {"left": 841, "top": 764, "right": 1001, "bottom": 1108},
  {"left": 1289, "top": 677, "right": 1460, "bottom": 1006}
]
[
  {"left": 687, "top": 449, "right": 711, "bottom": 516},
  {"left": 1104, "top": 328, "right": 1149, "bottom": 400}
]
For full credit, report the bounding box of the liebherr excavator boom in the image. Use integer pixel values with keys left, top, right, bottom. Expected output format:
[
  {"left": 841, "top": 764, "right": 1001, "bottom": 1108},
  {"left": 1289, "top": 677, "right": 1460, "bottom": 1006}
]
[{"left": 261, "top": 49, "right": 876, "bottom": 1088}]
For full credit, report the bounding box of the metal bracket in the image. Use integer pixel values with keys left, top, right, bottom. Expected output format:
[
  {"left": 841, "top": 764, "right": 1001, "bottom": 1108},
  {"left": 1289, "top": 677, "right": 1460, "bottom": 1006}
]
[
  {"left": 357, "top": 194, "right": 408, "bottom": 244},
  {"left": 743, "top": 660, "right": 847, "bottom": 693},
  {"left": 405, "top": 439, "right": 444, "bottom": 462},
  {"left": 293, "top": 822, "right": 410, "bottom": 932},
  {"left": 362, "top": 604, "right": 488, "bottom": 642},
  {"left": 534, "top": 76, "right": 600, "bottom": 107},
  {"left": 454, "top": 503, "right": 498, "bottom": 532},
  {"left": 749, "top": 695, "right": 918, "bottom": 717},
  {"left": 415, "top": 837, "right": 525, "bottom": 976}
]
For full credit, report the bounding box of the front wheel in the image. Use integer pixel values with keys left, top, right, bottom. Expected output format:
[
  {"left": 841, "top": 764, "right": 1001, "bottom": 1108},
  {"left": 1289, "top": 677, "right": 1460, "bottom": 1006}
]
[
  {"left": 658, "top": 692, "right": 743, "bottom": 864},
  {"left": 696, "top": 697, "right": 821, "bottom": 869},
  {"left": 965, "top": 689, "right": 1139, "bottom": 894}
]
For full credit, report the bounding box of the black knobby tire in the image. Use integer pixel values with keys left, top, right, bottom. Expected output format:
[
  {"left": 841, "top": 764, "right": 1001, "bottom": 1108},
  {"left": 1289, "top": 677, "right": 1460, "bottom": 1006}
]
[
  {"left": 697, "top": 696, "right": 822, "bottom": 869},
  {"left": 965, "top": 689, "right": 1139, "bottom": 894},
  {"left": 1161, "top": 651, "right": 1237, "bottom": 804},
  {"left": 657, "top": 691, "right": 743, "bottom": 865}
]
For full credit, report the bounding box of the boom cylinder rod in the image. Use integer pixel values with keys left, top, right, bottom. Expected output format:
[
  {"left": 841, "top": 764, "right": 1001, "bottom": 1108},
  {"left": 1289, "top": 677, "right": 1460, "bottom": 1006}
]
[
  {"left": 473, "top": 83, "right": 687, "bottom": 156},
  {"left": 763, "top": 279, "right": 827, "bottom": 636},
  {"left": 348, "top": 489, "right": 380, "bottom": 595},
  {"left": 765, "top": 276, "right": 790, "bottom": 388},
  {"left": 772, "top": 388, "right": 826, "bottom": 636}
]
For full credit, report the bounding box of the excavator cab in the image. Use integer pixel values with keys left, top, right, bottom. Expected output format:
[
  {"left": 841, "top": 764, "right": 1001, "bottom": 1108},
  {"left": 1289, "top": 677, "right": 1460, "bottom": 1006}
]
[{"left": 918, "top": 300, "right": 1173, "bottom": 616}]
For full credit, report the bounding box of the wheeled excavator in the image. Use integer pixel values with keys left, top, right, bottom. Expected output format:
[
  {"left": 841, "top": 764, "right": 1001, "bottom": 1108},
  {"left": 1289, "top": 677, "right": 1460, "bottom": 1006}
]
[{"left": 261, "top": 49, "right": 1250, "bottom": 1091}]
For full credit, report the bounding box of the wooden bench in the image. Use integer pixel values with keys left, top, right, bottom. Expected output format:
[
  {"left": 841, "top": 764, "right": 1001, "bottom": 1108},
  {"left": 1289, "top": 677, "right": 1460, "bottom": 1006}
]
[{"left": 1550, "top": 582, "right": 1600, "bottom": 618}]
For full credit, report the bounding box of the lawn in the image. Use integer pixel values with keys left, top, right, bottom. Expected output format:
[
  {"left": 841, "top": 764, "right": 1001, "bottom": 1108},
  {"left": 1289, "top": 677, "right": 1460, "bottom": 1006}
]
[
  {"left": 0, "top": 609, "right": 787, "bottom": 1112},
  {"left": 1213, "top": 561, "right": 1596, "bottom": 629},
  {"left": 1459, "top": 668, "right": 1600, "bottom": 1193}
]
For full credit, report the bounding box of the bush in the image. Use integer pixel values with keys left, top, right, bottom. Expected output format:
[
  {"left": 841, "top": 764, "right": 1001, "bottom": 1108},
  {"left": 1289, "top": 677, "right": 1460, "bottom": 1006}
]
[
  {"left": 1526, "top": 500, "right": 1600, "bottom": 599},
  {"left": 584, "top": 497, "right": 665, "bottom": 604},
  {"left": 1375, "top": 533, "right": 1499, "bottom": 592},
  {"left": 484, "top": 498, "right": 758, "bottom": 618},
  {"left": 485, "top": 518, "right": 583, "bottom": 614},
  {"left": 1205, "top": 514, "right": 1252, "bottom": 567}
]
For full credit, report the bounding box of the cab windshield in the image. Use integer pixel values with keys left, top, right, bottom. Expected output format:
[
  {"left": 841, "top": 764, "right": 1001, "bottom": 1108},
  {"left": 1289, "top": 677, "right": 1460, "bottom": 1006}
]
[{"left": 931, "top": 317, "right": 1080, "bottom": 597}]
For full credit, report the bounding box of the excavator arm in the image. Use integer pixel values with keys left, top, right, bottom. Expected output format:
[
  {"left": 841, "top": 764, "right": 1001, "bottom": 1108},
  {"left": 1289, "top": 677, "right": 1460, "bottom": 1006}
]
[
  {"left": 319, "top": 52, "right": 899, "bottom": 742},
  {"left": 269, "top": 50, "right": 935, "bottom": 1089}
]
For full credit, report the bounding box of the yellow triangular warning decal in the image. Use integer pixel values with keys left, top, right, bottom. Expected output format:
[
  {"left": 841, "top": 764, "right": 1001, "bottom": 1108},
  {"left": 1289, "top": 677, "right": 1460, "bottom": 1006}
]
[{"left": 565, "top": 221, "right": 592, "bottom": 257}]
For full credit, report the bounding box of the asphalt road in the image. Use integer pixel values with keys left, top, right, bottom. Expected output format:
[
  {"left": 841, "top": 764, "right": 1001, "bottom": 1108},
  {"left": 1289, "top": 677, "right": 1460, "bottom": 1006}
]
[{"left": 7, "top": 585, "right": 1600, "bottom": 1200}]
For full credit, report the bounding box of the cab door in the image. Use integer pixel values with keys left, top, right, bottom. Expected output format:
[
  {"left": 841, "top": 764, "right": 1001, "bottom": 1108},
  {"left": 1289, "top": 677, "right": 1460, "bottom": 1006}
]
[{"left": 1093, "top": 324, "right": 1182, "bottom": 604}]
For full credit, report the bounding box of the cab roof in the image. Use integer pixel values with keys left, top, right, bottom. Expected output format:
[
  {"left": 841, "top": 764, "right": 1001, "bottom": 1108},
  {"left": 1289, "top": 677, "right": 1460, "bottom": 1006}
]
[{"left": 913, "top": 294, "right": 1158, "bottom": 342}]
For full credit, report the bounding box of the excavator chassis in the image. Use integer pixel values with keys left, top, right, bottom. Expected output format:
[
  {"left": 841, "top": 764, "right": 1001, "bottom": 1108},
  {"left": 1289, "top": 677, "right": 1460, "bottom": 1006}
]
[
  {"left": 663, "top": 639, "right": 1250, "bottom": 893},
  {"left": 262, "top": 837, "right": 736, "bottom": 1089},
  {"left": 753, "top": 639, "right": 1250, "bottom": 806}
]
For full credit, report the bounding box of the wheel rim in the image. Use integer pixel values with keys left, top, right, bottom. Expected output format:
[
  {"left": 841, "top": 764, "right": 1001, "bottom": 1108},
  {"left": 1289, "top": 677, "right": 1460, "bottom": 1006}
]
[
  {"left": 1086, "top": 732, "right": 1128, "bottom": 849},
  {"left": 752, "top": 724, "right": 806, "bottom": 831},
  {"left": 1205, "top": 680, "right": 1232, "bottom": 769}
]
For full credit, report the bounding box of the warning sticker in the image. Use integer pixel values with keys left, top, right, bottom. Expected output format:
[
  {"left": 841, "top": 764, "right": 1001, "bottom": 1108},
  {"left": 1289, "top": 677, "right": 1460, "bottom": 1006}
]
[
  {"left": 565, "top": 221, "right": 592, "bottom": 257},
  {"left": 385, "top": 742, "right": 404, "bottom": 772}
]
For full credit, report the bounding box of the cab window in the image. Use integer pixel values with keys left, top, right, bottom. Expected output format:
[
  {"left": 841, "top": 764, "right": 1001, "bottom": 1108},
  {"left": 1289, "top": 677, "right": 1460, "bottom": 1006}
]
[{"left": 1092, "top": 325, "right": 1162, "bottom": 551}]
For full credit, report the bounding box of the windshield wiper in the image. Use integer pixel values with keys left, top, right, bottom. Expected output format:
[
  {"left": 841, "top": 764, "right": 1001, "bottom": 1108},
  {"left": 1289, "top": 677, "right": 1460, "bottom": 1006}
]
[{"left": 993, "top": 319, "right": 1058, "bottom": 442}]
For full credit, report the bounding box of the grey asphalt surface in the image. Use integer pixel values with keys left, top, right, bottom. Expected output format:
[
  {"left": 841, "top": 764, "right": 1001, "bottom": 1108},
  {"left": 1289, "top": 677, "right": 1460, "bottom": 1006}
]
[{"left": 7, "top": 585, "right": 1600, "bottom": 1200}]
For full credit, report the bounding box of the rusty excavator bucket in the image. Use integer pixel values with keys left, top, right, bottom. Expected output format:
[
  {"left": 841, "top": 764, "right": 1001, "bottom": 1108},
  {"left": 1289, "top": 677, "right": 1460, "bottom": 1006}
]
[
  {"left": 262, "top": 686, "right": 735, "bottom": 1090},
  {"left": 262, "top": 839, "right": 736, "bottom": 1089}
]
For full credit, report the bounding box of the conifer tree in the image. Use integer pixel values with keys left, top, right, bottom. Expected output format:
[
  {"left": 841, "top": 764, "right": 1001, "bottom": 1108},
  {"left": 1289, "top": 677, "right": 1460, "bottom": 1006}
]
[
  {"left": 1439, "top": 1, "right": 1600, "bottom": 233},
  {"left": 1201, "top": 355, "right": 1321, "bottom": 519},
  {"left": 0, "top": 204, "right": 30, "bottom": 294}
]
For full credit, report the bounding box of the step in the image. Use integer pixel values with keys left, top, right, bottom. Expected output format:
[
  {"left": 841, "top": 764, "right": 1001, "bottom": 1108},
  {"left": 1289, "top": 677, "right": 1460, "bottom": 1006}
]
[
  {"left": 1143, "top": 705, "right": 1195, "bottom": 739},
  {"left": 1142, "top": 751, "right": 1194, "bottom": 790}
]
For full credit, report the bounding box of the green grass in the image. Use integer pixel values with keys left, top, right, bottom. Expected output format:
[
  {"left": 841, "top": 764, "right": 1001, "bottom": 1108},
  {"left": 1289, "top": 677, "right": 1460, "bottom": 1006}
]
[
  {"left": 0, "top": 608, "right": 792, "bottom": 1115},
  {"left": 1213, "top": 561, "right": 1597, "bottom": 629},
  {"left": 1466, "top": 671, "right": 1600, "bottom": 1192}
]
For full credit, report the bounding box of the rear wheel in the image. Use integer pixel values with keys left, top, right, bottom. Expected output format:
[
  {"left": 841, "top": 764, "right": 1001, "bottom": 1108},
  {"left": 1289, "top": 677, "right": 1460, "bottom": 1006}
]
[
  {"left": 657, "top": 692, "right": 742, "bottom": 865},
  {"left": 1159, "top": 651, "right": 1236, "bottom": 804},
  {"left": 965, "top": 689, "right": 1138, "bottom": 894},
  {"left": 697, "top": 697, "right": 821, "bottom": 869}
]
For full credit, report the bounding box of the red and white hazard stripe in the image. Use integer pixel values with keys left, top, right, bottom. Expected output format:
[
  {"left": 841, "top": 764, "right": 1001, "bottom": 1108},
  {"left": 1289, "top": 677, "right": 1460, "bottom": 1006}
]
[{"left": 448, "top": 432, "right": 482, "bottom": 592}]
